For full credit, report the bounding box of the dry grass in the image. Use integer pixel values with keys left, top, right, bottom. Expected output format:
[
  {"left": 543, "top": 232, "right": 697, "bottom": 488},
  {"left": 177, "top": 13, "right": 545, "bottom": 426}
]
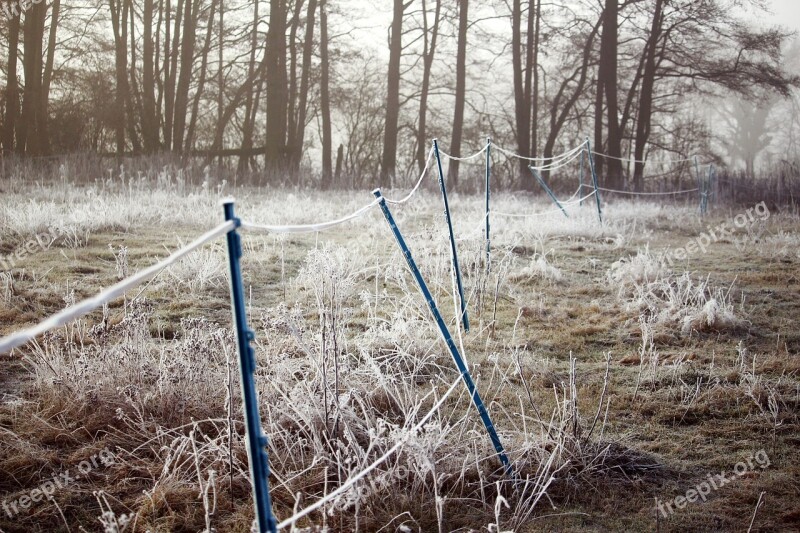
[{"left": 0, "top": 179, "right": 799, "bottom": 532}]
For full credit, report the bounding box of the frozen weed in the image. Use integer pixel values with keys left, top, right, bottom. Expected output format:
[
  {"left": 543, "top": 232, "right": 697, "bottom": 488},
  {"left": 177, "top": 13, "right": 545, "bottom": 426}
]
[
  {"left": 611, "top": 250, "right": 747, "bottom": 336},
  {"left": 512, "top": 252, "right": 564, "bottom": 284}
]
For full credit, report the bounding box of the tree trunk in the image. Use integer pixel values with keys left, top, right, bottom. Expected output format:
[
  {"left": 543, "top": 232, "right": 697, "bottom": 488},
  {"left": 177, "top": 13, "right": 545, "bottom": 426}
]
[
  {"left": 600, "top": 0, "right": 623, "bottom": 187},
  {"left": 185, "top": 0, "right": 219, "bottom": 152},
  {"left": 379, "top": 0, "right": 404, "bottom": 188},
  {"left": 416, "top": 0, "right": 440, "bottom": 173},
  {"left": 530, "top": 0, "right": 541, "bottom": 159},
  {"left": 109, "top": 0, "right": 130, "bottom": 154},
  {"left": 216, "top": 0, "right": 224, "bottom": 166},
  {"left": 593, "top": 75, "right": 604, "bottom": 178},
  {"left": 447, "top": 0, "right": 468, "bottom": 191},
  {"left": 320, "top": 0, "right": 333, "bottom": 188},
  {"left": 239, "top": 0, "right": 261, "bottom": 175},
  {"left": 334, "top": 143, "right": 343, "bottom": 183},
  {"left": 265, "top": 0, "right": 289, "bottom": 176},
  {"left": 39, "top": 0, "right": 60, "bottom": 155},
  {"left": 3, "top": 10, "right": 21, "bottom": 154},
  {"left": 19, "top": 2, "right": 47, "bottom": 155},
  {"left": 142, "top": 0, "right": 159, "bottom": 152},
  {"left": 126, "top": 0, "right": 142, "bottom": 154},
  {"left": 290, "top": 0, "right": 317, "bottom": 172},
  {"left": 164, "top": 0, "right": 184, "bottom": 150},
  {"left": 154, "top": 0, "right": 165, "bottom": 142},
  {"left": 633, "top": 0, "right": 664, "bottom": 191},
  {"left": 511, "top": 0, "right": 531, "bottom": 187},
  {"left": 172, "top": 0, "right": 199, "bottom": 152},
  {"left": 285, "top": 0, "right": 303, "bottom": 167}
]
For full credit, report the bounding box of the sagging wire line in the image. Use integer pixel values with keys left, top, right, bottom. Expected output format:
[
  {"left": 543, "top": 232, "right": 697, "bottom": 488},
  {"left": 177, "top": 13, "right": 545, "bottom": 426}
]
[
  {"left": 438, "top": 144, "right": 489, "bottom": 161},
  {"left": 530, "top": 144, "right": 589, "bottom": 172},
  {"left": 384, "top": 146, "right": 435, "bottom": 205},
  {"left": 491, "top": 191, "right": 597, "bottom": 218},
  {"left": 242, "top": 147, "right": 437, "bottom": 234},
  {"left": 561, "top": 186, "right": 584, "bottom": 204},
  {"left": 275, "top": 375, "right": 464, "bottom": 530},
  {"left": 454, "top": 211, "right": 490, "bottom": 243},
  {"left": 0, "top": 220, "right": 236, "bottom": 355},
  {"left": 240, "top": 199, "right": 381, "bottom": 234},
  {"left": 590, "top": 150, "right": 697, "bottom": 165},
  {"left": 596, "top": 186, "right": 699, "bottom": 196},
  {"left": 493, "top": 140, "right": 588, "bottom": 164}
]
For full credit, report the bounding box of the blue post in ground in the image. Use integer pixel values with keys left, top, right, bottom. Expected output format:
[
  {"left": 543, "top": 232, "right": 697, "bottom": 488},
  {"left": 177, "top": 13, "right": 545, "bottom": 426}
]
[
  {"left": 694, "top": 156, "right": 704, "bottom": 214},
  {"left": 485, "top": 137, "right": 491, "bottom": 274},
  {"left": 433, "top": 139, "right": 469, "bottom": 333},
  {"left": 223, "top": 200, "right": 278, "bottom": 533},
  {"left": 708, "top": 164, "right": 716, "bottom": 209},
  {"left": 586, "top": 137, "right": 603, "bottom": 223},
  {"left": 529, "top": 166, "right": 568, "bottom": 218},
  {"left": 372, "top": 188, "right": 513, "bottom": 478}
]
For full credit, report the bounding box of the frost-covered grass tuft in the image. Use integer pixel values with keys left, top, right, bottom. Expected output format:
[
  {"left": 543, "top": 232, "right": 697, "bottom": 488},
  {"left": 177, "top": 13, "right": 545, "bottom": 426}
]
[
  {"left": 512, "top": 253, "right": 564, "bottom": 283},
  {"left": 607, "top": 246, "right": 667, "bottom": 294}
]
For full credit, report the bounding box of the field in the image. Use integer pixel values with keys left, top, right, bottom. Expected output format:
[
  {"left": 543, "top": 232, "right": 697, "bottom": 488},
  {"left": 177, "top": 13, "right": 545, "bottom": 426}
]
[{"left": 1, "top": 177, "right": 799, "bottom": 532}]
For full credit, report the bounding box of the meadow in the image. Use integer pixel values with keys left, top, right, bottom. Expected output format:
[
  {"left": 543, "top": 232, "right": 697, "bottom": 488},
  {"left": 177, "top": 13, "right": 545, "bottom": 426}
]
[{"left": 0, "top": 171, "right": 799, "bottom": 532}]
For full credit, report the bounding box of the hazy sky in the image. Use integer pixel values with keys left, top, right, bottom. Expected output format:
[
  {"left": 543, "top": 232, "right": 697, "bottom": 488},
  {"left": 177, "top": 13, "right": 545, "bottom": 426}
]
[{"left": 754, "top": 0, "right": 800, "bottom": 32}]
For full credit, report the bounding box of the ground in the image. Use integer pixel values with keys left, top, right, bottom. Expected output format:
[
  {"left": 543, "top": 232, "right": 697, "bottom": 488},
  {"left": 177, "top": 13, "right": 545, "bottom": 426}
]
[{"left": 0, "top": 179, "right": 798, "bottom": 532}]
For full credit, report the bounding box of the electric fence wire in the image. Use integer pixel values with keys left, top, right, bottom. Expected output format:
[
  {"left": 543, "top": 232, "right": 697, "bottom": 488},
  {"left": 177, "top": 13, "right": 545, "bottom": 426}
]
[
  {"left": 275, "top": 375, "right": 464, "bottom": 530},
  {"left": 0, "top": 220, "right": 236, "bottom": 354}
]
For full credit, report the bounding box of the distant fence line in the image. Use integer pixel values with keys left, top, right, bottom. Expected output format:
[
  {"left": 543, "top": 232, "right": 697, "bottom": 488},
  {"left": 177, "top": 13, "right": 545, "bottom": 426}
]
[{"left": 1, "top": 141, "right": 798, "bottom": 207}]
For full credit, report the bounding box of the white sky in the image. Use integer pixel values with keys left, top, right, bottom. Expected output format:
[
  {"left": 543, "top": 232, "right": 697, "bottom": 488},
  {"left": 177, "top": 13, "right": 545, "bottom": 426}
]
[{"left": 766, "top": 0, "right": 800, "bottom": 29}]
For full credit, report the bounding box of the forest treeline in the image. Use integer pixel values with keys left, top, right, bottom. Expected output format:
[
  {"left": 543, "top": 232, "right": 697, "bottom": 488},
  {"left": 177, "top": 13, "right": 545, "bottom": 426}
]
[{"left": 0, "top": 0, "right": 798, "bottom": 190}]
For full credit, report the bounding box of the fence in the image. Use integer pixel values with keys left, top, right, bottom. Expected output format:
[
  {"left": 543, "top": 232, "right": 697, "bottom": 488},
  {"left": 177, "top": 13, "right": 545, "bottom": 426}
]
[{"left": 0, "top": 137, "right": 732, "bottom": 531}]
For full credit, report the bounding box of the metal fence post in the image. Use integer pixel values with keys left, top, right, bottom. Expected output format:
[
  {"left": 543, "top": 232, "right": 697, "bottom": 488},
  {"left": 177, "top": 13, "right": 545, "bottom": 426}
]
[
  {"left": 223, "top": 200, "right": 278, "bottom": 533},
  {"left": 372, "top": 188, "right": 513, "bottom": 478},
  {"left": 586, "top": 137, "right": 603, "bottom": 223},
  {"left": 485, "top": 137, "right": 491, "bottom": 274},
  {"left": 529, "top": 166, "right": 568, "bottom": 217},
  {"left": 433, "top": 139, "right": 470, "bottom": 333}
]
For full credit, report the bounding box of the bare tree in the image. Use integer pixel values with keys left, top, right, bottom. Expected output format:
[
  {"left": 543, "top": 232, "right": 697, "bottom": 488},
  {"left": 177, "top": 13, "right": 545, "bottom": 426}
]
[
  {"left": 447, "top": 0, "right": 468, "bottom": 191},
  {"left": 417, "top": 0, "right": 441, "bottom": 173},
  {"left": 320, "top": 0, "right": 333, "bottom": 188},
  {"left": 265, "top": 0, "right": 289, "bottom": 175},
  {"left": 2, "top": 9, "right": 20, "bottom": 154},
  {"left": 380, "top": 0, "right": 407, "bottom": 188}
]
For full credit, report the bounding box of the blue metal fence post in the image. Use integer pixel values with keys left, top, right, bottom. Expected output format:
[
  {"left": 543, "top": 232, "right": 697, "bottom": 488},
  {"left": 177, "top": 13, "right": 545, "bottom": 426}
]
[
  {"left": 529, "top": 166, "right": 568, "bottom": 217},
  {"left": 433, "top": 139, "right": 470, "bottom": 333},
  {"left": 223, "top": 200, "right": 278, "bottom": 533},
  {"left": 372, "top": 188, "right": 513, "bottom": 478},
  {"left": 708, "top": 164, "right": 716, "bottom": 209},
  {"left": 694, "top": 156, "right": 703, "bottom": 214},
  {"left": 586, "top": 137, "right": 603, "bottom": 223},
  {"left": 485, "top": 137, "right": 491, "bottom": 274}
]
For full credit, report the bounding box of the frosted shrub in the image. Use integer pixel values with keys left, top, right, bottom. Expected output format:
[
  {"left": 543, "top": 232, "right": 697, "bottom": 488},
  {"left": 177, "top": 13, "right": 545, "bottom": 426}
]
[
  {"left": 512, "top": 253, "right": 563, "bottom": 283},
  {"left": 622, "top": 271, "right": 746, "bottom": 336},
  {"left": 162, "top": 241, "right": 227, "bottom": 294},
  {"left": 0, "top": 272, "right": 12, "bottom": 305},
  {"left": 607, "top": 246, "right": 666, "bottom": 294},
  {"left": 757, "top": 230, "right": 800, "bottom": 259}
]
